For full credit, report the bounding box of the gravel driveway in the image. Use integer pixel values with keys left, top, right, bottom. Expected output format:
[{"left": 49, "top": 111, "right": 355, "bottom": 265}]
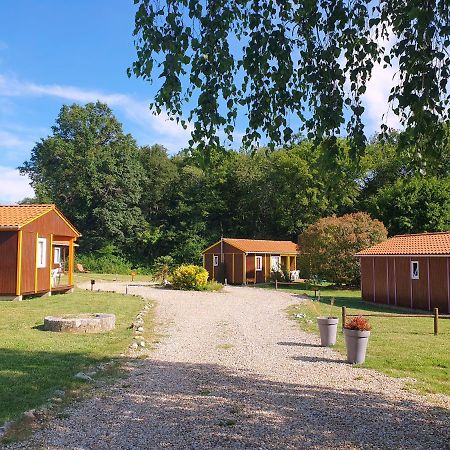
[{"left": 8, "top": 284, "right": 450, "bottom": 449}]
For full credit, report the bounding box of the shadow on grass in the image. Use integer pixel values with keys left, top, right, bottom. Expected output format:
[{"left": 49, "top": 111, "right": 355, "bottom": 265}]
[
  {"left": 14, "top": 358, "right": 448, "bottom": 449},
  {"left": 0, "top": 348, "right": 111, "bottom": 425}
]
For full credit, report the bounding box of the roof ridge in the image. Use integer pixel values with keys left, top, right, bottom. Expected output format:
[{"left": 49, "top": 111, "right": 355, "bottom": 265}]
[
  {"left": 224, "top": 237, "right": 295, "bottom": 242},
  {"left": 393, "top": 231, "right": 450, "bottom": 238},
  {"left": 0, "top": 203, "right": 54, "bottom": 208}
]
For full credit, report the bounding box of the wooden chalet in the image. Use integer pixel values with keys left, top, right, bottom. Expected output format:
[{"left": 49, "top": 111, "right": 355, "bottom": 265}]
[
  {"left": 202, "top": 238, "right": 299, "bottom": 284},
  {"left": 0, "top": 204, "right": 80, "bottom": 300},
  {"left": 356, "top": 232, "right": 450, "bottom": 313}
]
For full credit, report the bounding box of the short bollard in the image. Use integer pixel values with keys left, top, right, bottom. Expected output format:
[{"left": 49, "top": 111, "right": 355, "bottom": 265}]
[{"left": 90, "top": 279, "right": 95, "bottom": 291}]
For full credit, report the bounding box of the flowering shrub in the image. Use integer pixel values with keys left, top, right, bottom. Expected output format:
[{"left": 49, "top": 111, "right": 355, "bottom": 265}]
[
  {"left": 171, "top": 264, "right": 209, "bottom": 290},
  {"left": 344, "top": 316, "right": 372, "bottom": 331},
  {"left": 299, "top": 212, "right": 387, "bottom": 285}
]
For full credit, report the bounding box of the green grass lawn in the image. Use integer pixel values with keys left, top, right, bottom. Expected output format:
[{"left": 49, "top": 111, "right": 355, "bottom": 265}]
[
  {"left": 0, "top": 289, "right": 147, "bottom": 424},
  {"left": 269, "top": 283, "right": 450, "bottom": 396}
]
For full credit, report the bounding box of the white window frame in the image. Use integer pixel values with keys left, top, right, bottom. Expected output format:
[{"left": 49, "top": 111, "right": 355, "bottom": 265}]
[
  {"left": 411, "top": 260, "right": 419, "bottom": 280},
  {"left": 213, "top": 255, "right": 219, "bottom": 267},
  {"left": 37, "top": 238, "right": 47, "bottom": 268},
  {"left": 271, "top": 256, "right": 281, "bottom": 272},
  {"left": 255, "top": 255, "right": 263, "bottom": 271},
  {"left": 54, "top": 247, "right": 62, "bottom": 264}
]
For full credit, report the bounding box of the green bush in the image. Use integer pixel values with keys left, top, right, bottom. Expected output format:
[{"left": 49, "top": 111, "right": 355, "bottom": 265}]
[
  {"left": 199, "top": 280, "right": 223, "bottom": 291},
  {"left": 171, "top": 264, "right": 209, "bottom": 290},
  {"left": 76, "top": 253, "right": 133, "bottom": 275}
]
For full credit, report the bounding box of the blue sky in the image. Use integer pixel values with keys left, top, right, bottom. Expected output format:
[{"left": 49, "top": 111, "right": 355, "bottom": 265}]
[
  {"left": 0, "top": 1, "right": 398, "bottom": 203},
  {"left": 0, "top": 0, "right": 194, "bottom": 202}
]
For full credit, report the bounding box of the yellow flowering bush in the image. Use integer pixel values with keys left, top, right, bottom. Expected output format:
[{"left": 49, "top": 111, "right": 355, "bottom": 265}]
[{"left": 171, "top": 264, "right": 209, "bottom": 290}]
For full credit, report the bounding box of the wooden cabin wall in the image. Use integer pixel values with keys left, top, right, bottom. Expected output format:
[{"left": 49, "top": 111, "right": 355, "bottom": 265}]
[
  {"left": 429, "top": 257, "right": 449, "bottom": 312},
  {"left": 361, "top": 256, "right": 450, "bottom": 313},
  {"left": 204, "top": 253, "right": 214, "bottom": 281},
  {"left": 233, "top": 254, "right": 243, "bottom": 284},
  {"left": 246, "top": 254, "right": 255, "bottom": 283},
  {"left": 0, "top": 231, "right": 18, "bottom": 295},
  {"left": 412, "top": 257, "right": 429, "bottom": 310},
  {"left": 204, "top": 242, "right": 239, "bottom": 254},
  {"left": 360, "top": 257, "right": 374, "bottom": 302},
  {"left": 23, "top": 210, "right": 78, "bottom": 237},
  {"left": 21, "top": 231, "right": 37, "bottom": 294},
  {"left": 394, "top": 257, "right": 410, "bottom": 308}
]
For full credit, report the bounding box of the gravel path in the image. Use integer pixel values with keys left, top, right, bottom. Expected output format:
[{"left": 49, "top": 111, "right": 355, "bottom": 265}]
[{"left": 8, "top": 283, "right": 450, "bottom": 449}]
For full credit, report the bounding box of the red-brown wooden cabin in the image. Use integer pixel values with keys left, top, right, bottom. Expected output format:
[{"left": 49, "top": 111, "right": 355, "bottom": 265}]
[
  {"left": 202, "top": 238, "right": 299, "bottom": 284},
  {"left": 356, "top": 232, "right": 450, "bottom": 313},
  {"left": 0, "top": 204, "right": 80, "bottom": 300}
]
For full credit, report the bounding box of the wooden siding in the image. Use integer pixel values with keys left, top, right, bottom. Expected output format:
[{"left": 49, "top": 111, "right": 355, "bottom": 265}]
[
  {"left": 374, "top": 257, "right": 388, "bottom": 304},
  {"left": 394, "top": 257, "right": 411, "bottom": 308},
  {"left": 0, "top": 231, "right": 18, "bottom": 294},
  {"left": 429, "top": 257, "right": 449, "bottom": 312},
  {"left": 361, "top": 257, "right": 374, "bottom": 302},
  {"left": 234, "top": 253, "right": 243, "bottom": 284},
  {"left": 246, "top": 254, "right": 255, "bottom": 283},
  {"left": 204, "top": 253, "right": 213, "bottom": 281},
  {"left": 22, "top": 209, "right": 78, "bottom": 238},
  {"left": 361, "top": 255, "right": 450, "bottom": 313},
  {"left": 387, "top": 258, "right": 396, "bottom": 305},
  {"left": 21, "top": 231, "right": 36, "bottom": 294},
  {"left": 224, "top": 253, "right": 234, "bottom": 283},
  {"left": 204, "top": 241, "right": 243, "bottom": 255},
  {"left": 411, "top": 257, "right": 429, "bottom": 310}
]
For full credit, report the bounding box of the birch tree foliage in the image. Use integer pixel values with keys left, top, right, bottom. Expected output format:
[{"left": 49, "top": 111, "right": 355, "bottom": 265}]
[{"left": 129, "top": 0, "right": 450, "bottom": 158}]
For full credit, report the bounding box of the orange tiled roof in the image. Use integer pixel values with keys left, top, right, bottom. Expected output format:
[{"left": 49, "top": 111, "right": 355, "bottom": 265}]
[
  {"left": 356, "top": 232, "right": 450, "bottom": 256},
  {"left": 0, "top": 204, "right": 55, "bottom": 229},
  {"left": 208, "top": 238, "right": 298, "bottom": 253}
]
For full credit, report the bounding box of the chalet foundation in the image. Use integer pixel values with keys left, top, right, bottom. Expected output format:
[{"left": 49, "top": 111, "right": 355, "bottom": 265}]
[{"left": 43, "top": 313, "right": 116, "bottom": 333}]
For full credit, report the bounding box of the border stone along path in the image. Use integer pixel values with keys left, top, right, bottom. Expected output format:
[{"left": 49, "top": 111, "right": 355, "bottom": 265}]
[{"left": 9, "top": 284, "right": 450, "bottom": 449}]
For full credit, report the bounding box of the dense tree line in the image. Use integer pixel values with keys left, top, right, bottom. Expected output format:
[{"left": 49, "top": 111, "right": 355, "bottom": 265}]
[{"left": 20, "top": 102, "right": 450, "bottom": 270}]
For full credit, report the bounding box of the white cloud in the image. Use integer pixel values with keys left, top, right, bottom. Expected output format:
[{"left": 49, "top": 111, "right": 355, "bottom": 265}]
[
  {"left": 0, "top": 129, "right": 34, "bottom": 149},
  {"left": 0, "top": 166, "right": 34, "bottom": 203},
  {"left": 0, "top": 74, "right": 192, "bottom": 151},
  {"left": 362, "top": 29, "right": 401, "bottom": 134}
]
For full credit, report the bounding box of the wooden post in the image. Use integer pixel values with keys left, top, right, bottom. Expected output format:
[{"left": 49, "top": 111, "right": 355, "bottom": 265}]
[
  {"left": 434, "top": 308, "right": 439, "bottom": 336},
  {"left": 68, "top": 239, "right": 74, "bottom": 286},
  {"left": 342, "top": 306, "right": 347, "bottom": 329},
  {"left": 34, "top": 233, "right": 39, "bottom": 293},
  {"left": 49, "top": 234, "right": 53, "bottom": 290},
  {"left": 16, "top": 230, "right": 23, "bottom": 296},
  {"left": 275, "top": 279, "right": 278, "bottom": 290},
  {"left": 232, "top": 253, "right": 235, "bottom": 284}
]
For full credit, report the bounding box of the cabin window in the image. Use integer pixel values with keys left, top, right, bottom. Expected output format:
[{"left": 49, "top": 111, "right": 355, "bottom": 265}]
[
  {"left": 54, "top": 247, "right": 61, "bottom": 264},
  {"left": 255, "top": 256, "right": 263, "bottom": 271},
  {"left": 37, "top": 238, "right": 47, "bottom": 268},
  {"left": 271, "top": 256, "right": 281, "bottom": 271},
  {"left": 213, "top": 255, "right": 219, "bottom": 266},
  {"left": 411, "top": 261, "right": 419, "bottom": 280}
]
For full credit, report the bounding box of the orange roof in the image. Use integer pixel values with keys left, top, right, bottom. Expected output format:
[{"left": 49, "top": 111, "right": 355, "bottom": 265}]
[
  {"left": 204, "top": 238, "right": 299, "bottom": 254},
  {"left": 0, "top": 204, "right": 80, "bottom": 236},
  {"left": 356, "top": 232, "right": 450, "bottom": 256}
]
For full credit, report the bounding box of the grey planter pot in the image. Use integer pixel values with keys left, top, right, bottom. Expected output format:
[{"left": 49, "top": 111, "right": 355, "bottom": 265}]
[
  {"left": 344, "top": 328, "right": 371, "bottom": 364},
  {"left": 317, "top": 317, "right": 339, "bottom": 346}
]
